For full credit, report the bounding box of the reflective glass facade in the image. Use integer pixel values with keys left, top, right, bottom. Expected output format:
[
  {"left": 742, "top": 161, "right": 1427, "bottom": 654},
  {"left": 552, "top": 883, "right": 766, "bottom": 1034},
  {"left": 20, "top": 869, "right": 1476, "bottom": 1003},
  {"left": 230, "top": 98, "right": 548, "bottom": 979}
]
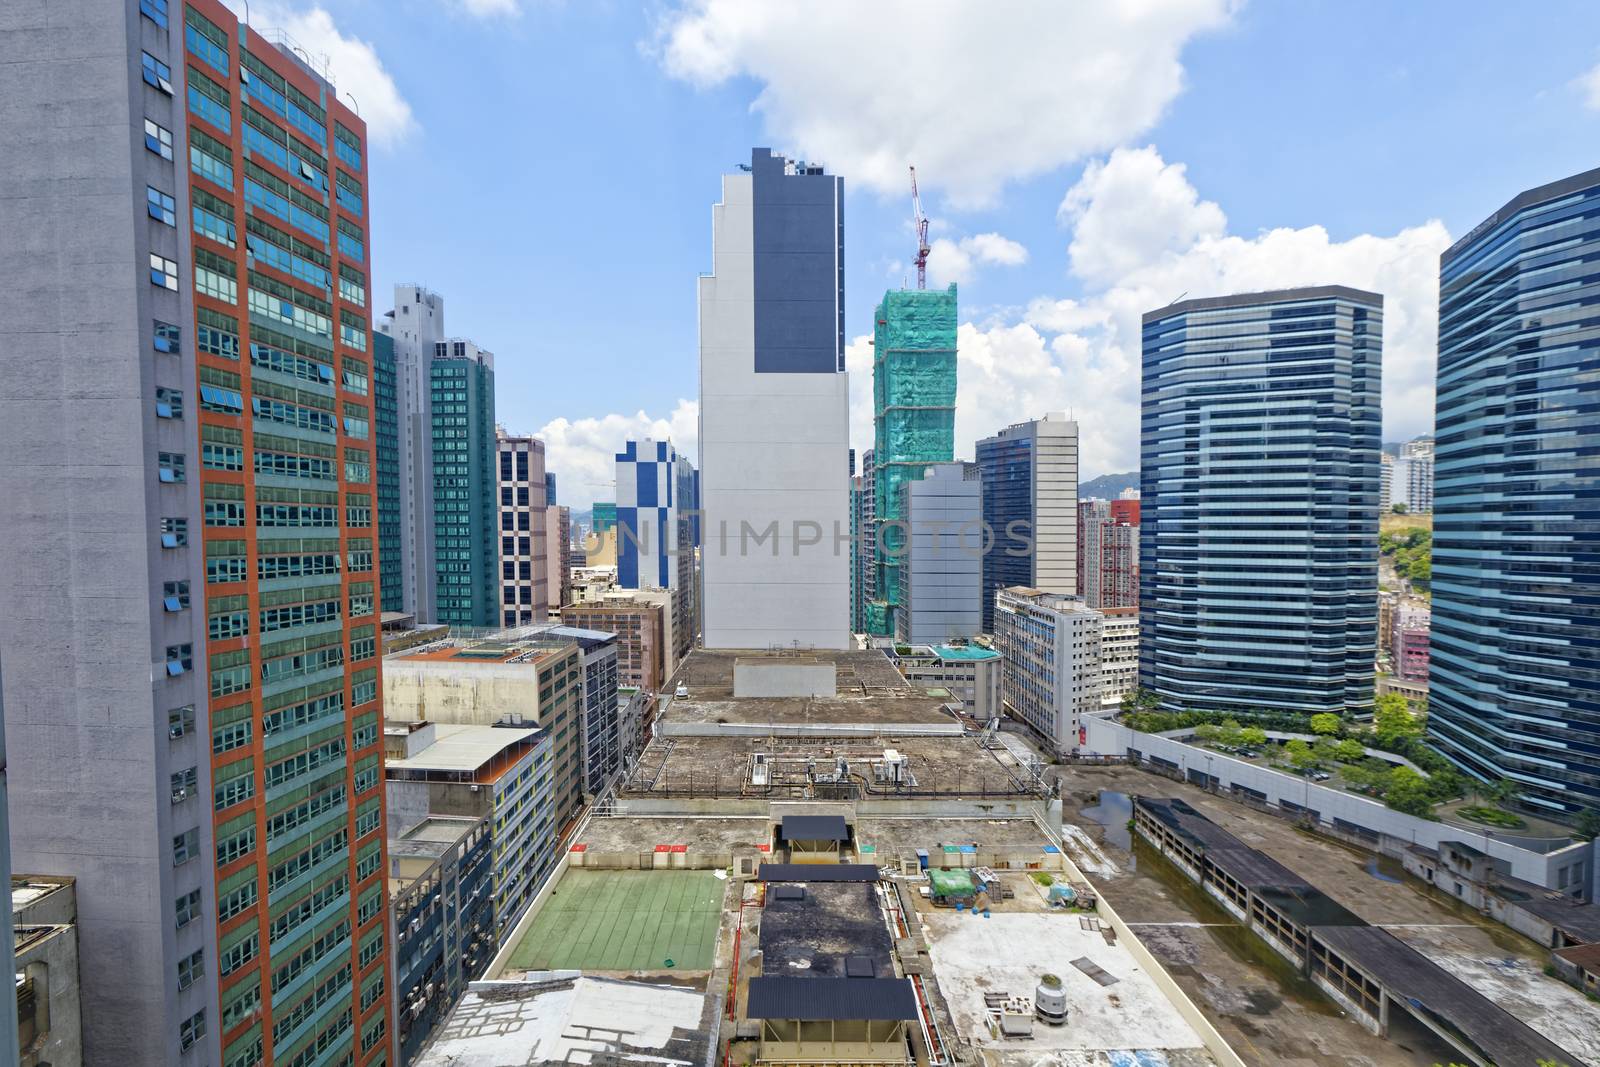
[
  {"left": 1139, "top": 287, "right": 1382, "bottom": 715},
  {"left": 1428, "top": 168, "right": 1600, "bottom": 814}
]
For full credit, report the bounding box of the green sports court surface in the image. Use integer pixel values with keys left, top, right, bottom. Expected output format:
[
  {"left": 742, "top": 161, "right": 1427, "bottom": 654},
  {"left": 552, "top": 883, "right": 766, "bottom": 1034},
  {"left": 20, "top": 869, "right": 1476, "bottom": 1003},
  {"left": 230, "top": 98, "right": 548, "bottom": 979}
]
[{"left": 504, "top": 869, "right": 726, "bottom": 972}]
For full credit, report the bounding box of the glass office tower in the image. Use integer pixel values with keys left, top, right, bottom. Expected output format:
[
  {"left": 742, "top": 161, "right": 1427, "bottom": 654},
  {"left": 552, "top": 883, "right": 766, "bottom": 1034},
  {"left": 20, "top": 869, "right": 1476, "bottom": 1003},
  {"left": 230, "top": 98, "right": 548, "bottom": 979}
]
[
  {"left": 1139, "top": 287, "right": 1382, "bottom": 715},
  {"left": 1428, "top": 167, "right": 1600, "bottom": 816}
]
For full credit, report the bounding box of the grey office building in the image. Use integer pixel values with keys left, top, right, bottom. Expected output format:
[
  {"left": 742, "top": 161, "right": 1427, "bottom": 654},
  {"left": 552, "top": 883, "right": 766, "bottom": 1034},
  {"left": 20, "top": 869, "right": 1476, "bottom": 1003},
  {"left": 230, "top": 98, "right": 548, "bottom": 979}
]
[
  {"left": 1428, "top": 167, "right": 1600, "bottom": 815},
  {"left": 897, "top": 463, "right": 983, "bottom": 645},
  {"left": 1139, "top": 287, "right": 1382, "bottom": 715}
]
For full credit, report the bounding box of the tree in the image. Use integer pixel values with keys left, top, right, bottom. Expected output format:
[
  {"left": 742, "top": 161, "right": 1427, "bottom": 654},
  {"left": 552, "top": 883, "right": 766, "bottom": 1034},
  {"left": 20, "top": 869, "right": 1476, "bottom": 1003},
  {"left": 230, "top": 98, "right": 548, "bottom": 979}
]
[
  {"left": 1309, "top": 713, "right": 1341, "bottom": 736},
  {"left": 1426, "top": 768, "right": 1463, "bottom": 803},
  {"left": 1386, "top": 766, "right": 1434, "bottom": 816},
  {"left": 1392, "top": 503, "right": 1408, "bottom": 514},
  {"left": 1238, "top": 726, "right": 1268, "bottom": 748},
  {"left": 1217, "top": 717, "right": 1244, "bottom": 749},
  {"left": 1335, "top": 738, "right": 1366, "bottom": 762},
  {"left": 1284, "top": 738, "right": 1316, "bottom": 773},
  {"left": 1576, "top": 809, "right": 1600, "bottom": 842},
  {"left": 1488, "top": 777, "right": 1520, "bottom": 807},
  {"left": 1374, "top": 694, "right": 1420, "bottom": 744},
  {"left": 1193, "top": 723, "right": 1222, "bottom": 744}
]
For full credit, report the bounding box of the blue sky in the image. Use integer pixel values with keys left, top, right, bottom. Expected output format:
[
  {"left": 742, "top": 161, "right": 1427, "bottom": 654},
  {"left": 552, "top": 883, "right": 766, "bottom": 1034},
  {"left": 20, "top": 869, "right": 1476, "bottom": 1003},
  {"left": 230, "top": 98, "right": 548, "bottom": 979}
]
[{"left": 249, "top": 0, "right": 1600, "bottom": 505}]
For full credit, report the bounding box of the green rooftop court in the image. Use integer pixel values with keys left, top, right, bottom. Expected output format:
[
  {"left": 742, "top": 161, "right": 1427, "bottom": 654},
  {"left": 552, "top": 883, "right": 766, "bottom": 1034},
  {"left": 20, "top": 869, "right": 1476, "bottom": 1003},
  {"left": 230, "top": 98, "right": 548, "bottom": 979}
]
[{"left": 504, "top": 869, "right": 726, "bottom": 973}]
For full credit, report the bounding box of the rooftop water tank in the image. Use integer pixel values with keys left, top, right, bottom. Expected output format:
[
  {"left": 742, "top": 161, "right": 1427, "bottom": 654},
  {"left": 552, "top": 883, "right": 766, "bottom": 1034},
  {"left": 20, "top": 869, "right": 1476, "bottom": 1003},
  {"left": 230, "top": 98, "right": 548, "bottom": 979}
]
[{"left": 1035, "top": 974, "right": 1067, "bottom": 1026}]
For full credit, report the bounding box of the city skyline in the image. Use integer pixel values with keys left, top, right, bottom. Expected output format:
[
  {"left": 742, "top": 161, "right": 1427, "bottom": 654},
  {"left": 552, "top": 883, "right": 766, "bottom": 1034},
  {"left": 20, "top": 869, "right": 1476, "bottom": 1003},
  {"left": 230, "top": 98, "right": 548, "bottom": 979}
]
[{"left": 192, "top": 0, "right": 1600, "bottom": 505}]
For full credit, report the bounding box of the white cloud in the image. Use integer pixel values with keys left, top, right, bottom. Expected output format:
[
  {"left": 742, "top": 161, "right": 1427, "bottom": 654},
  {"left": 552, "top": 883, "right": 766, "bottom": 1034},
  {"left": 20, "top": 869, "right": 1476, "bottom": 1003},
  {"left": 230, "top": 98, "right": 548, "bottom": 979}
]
[
  {"left": 925, "top": 232, "right": 1029, "bottom": 286},
  {"left": 848, "top": 147, "right": 1453, "bottom": 480},
  {"left": 459, "top": 0, "right": 521, "bottom": 15},
  {"left": 653, "top": 0, "right": 1236, "bottom": 203},
  {"left": 1580, "top": 62, "right": 1600, "bottom": 110},
  {"left": 1059, "top": 146, "right": 1224, "bottom": 280},
  {"left": 534, "top": 400, "right": 699, "bottom": 508},
  {"left": 241, "top": 4, "right": 416, "bottom": 148}
]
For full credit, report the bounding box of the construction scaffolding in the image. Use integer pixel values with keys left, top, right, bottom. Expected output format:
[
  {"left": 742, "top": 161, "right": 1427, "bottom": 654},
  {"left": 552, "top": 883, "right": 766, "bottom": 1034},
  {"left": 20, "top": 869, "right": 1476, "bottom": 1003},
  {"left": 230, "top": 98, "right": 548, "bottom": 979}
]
[{"left": 868, "top": 285, "right": 958, "bottom": 636}]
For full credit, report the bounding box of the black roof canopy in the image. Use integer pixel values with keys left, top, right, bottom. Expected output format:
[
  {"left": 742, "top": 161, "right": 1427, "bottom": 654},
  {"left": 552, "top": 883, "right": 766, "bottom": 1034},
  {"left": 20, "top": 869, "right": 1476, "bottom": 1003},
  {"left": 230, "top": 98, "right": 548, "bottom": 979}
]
[
  {"left": 746, "top": 976, "right": 917, "bottom": 1021},
  {"left": 780, "top": 814, "right": 848, "bottom": 842},
  {"left": 757, "top": 863, "right": 878, "bottom": 883}
]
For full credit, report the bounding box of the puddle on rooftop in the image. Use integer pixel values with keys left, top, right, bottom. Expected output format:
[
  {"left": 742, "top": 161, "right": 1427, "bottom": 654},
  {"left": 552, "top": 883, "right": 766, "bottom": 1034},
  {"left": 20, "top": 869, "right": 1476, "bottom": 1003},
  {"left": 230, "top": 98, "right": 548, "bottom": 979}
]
[{"left": 1080, "top": 789, "right": 1134, "bottom": 855}]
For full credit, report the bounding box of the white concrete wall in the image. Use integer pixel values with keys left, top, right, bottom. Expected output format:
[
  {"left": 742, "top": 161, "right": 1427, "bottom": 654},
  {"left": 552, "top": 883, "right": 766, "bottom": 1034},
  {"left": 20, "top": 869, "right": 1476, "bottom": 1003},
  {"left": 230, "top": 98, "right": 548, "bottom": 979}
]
[
  {"left": 698, "top": 170, "right": 850, "bottom": 650},
  {"left": 732, "top": 660, "right": 835, "bottom": 698}
]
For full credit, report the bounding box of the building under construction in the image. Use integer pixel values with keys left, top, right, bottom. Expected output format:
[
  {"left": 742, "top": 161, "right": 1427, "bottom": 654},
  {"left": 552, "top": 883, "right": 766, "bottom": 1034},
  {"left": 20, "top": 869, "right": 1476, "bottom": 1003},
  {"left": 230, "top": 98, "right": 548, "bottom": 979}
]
[{"left": 867, "top": 286, "right": 959, "bottom": 637}]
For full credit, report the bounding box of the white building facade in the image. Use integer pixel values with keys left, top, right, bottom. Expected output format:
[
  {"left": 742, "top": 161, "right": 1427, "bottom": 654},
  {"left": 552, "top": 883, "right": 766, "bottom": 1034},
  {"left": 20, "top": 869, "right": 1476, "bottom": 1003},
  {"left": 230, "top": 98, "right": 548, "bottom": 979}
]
[
  {"left": 897, "top": 462, "right": 982, "bottom": 645},
  {"left": 698, "top": 149, "right": 850, "bottom": 649},
  {"left": 496, "top": 429, "right": 549, "bottom": 627},
  {"left": 994, "top": 588, "right": 1103, "bottom": 755},
  {"left": 380, "top": 284, "right": 448, "bottom": 621},
  {"left": 1099, "top": 609, "right": 1140, "bottom": 710}
]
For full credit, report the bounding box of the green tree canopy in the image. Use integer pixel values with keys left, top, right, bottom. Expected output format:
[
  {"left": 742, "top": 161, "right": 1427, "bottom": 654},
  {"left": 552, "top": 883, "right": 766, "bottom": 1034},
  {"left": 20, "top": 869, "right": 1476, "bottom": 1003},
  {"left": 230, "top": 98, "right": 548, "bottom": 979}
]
[{"left": 1309, "top": 713, "right": 1342, "bottom": 736}]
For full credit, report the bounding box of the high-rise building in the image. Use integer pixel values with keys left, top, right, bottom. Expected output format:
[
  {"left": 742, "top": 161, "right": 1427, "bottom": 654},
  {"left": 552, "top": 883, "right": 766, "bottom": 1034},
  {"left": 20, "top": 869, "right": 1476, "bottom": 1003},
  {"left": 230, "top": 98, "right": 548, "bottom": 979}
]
[
  {"left": 1380, "top": 452, "right": 1396, "bottom": 512},
  {"left": 495, "top": 429, "right": 549, "bottom": 627},
  {"left": 994, "top": 589, "right": 1102, "bottom": 756},
  {"left": 868, "top": 286, "right": 958, "bottom": 636},
  {"left": 975, "top": 414, "right": 1080, "bottom": 632},
  {"left": 379, "top": 285, "right": 447, "bottom": 622},
  {"left": 1393, "top": 606, "right": 1430, "bottom": 684},
  {"left": 545, "top": 504, "right": 572, "bottom": 611},
  {"left": 896, "top": 463, "right": 982, "bottom": 645},
  {"left": 1428, "top": 167, "right": 1600, "bottom": 814},
  {"left": 615, "top": 439, "right": 698, "bottom": 664},
  {"left": 560, "top": 598, "right": 666, "bottom": 699},
  {"left": 1404, "top": 453, "right": 1434, "bottom": 513},
  {"left": 1139, "top": 287, "right": 1382, "bottom": 715},
  {"left": 375, "top": 331, "right": 404, "bottom": 612},
  {"left": 1098, "top": 608, "right": 1141, "bottom": 710},
  {"left": 542, "top": 625, "right": 622, "bottom": 796},
  {"left": 544, "top": 472, "right": 557, "bottom": 507},
  {"left": 430, "top": 342, "right": 497, "bottom": 628},
  {"left": 858, "top": 448, "right": 877, "bottom": 619},
  {"left": 1077, "top": 499, "right": 1139, "bottom": 610},
  {"left": 0, "top": 4, "right": 391, "bottom": 1061},
  {"left": 699, "top": 149, "right": 850, "bottom": 649}
]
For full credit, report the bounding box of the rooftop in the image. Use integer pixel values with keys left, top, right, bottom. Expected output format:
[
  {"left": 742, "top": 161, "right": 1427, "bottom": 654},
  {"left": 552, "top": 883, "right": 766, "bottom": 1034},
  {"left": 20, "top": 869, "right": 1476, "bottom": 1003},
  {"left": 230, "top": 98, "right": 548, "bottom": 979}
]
[
  {"left": 745, "top": 976, "right": 918, "bottom": 1021},
  {"left": 930, "top": 644, "right": 1000, "bottom": 661},
  {"left": 758, "top": 879, "right": 894, "bottom": 978},
  {"left": 415, "top": 976, "right": 712, "bottom": 1066},
  {"left": 385, "top": 722, "right": 543, "bottom": 781}
]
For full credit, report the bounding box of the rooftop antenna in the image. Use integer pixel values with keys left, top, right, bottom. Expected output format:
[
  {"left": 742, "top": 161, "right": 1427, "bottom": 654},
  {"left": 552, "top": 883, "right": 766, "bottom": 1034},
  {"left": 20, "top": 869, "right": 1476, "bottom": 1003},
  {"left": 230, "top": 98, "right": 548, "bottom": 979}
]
[
  {"left": 909, "top": 166, "right": 930, "bottom": 290},
  {"left": 1168, "top": 291, "right": 1188, "bottom": 305}
]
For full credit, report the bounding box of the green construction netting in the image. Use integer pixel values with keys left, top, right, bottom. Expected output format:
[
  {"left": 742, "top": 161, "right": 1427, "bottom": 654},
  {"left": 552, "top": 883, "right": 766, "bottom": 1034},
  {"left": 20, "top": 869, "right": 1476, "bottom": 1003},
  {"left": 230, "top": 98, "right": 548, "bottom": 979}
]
[
  {"left": 927, "top": 867, "right": 976, "bottom": 898},
  {"left": 869, "top": 286, "right": 958, "bottom": 634}
]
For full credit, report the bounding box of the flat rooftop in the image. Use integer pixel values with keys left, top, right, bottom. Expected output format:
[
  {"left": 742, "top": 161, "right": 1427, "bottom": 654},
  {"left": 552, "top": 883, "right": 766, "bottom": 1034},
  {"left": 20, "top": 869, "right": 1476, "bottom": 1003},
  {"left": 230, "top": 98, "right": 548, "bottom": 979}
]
[
  {"left": 386, "top": 723, "right": 541, "bottom": 779},
  {"left": 619, "top": 733, "right": 1038, "bottom": 799},
  {"left": 923, "top": 906, "right": 1213, "bottom": 1065},
  {"left": 575, "top": 816, "right": 771, "bottom": 856},
  {"left": 758, "top": 879, "right": 895, "bottom": 979},
  {"left": 930, "top": 644, "right": 999, "bottom": 661},
  {"left": 415, "top": 976, "right": 712, "bottom": 1067},
  {"left": 853, "top": 816, "right": 1052, "bottom": 856},
  {"left": 500, "top": 869, "right": 726, "bottom": 975},
  {"left": 665, "top": 647, "right": 910, "bottom": 694}
]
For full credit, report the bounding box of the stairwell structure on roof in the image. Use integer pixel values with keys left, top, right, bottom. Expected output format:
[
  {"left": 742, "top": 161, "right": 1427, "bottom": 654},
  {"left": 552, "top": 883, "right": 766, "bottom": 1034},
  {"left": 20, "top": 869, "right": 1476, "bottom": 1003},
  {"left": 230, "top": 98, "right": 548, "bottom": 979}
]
[{"left": 867, "top": 285, "right": 958, "bottom": 636}]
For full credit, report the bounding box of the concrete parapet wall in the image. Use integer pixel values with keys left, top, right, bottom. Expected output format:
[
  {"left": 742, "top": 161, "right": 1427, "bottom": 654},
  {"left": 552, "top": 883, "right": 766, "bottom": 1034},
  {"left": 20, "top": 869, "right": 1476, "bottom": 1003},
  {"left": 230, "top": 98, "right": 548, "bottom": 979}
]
[{"left": 1086, "top": 718, "right": 1594, "bottom": 890}]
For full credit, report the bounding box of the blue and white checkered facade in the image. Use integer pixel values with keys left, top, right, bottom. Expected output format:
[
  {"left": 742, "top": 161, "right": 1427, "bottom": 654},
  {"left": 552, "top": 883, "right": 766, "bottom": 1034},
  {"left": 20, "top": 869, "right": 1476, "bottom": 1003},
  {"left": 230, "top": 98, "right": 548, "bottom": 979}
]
[{"left": 616, "top": 438, "right": 694, "bottom": 590}]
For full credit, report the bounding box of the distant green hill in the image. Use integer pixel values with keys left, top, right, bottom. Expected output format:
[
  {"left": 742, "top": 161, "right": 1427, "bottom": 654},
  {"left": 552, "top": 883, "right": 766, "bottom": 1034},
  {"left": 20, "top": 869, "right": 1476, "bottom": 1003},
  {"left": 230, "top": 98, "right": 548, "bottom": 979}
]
[{"left": 1079, "top": 472, "right": 1138, "bottom": 499}]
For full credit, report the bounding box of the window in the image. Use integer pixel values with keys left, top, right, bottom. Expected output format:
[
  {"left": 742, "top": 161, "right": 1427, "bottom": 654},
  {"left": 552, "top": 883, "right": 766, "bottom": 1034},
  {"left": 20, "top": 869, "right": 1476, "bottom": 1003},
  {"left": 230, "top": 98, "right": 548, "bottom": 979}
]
[
  {"left": 155, "top": 387, "right": 183, "bottom": 419},
  {"left": 157, "top": 451, "right": 185, "bottom": 483},
  {"left": 144, "top": 118, "right": 174, "bottom": 160},
  {"left": 165, "top": 643, "right": 193, "bottom": 676},
  {"left": 140, "top": 0, "right": 169, "bottom": 26},
  {"left": 162, "top": 580, "right": 189, "bottom": 612},
  {"left": 153, "top": 319, "right": 180, "bottom": 353},
  {"left": 172, "top": 828, "right": 198, "bottom": 866},
  {"left": 141, "top": 52, "right": 174, "bottom": 94},
  {"left": 149, "top": 253, "right": 178, "bottom": 290},
  {"left": 168, "top": 704, "right": 194, "bottom": 739},
  {"left": 170, "top": 766, "right": 197, "bottom": 803},
  {"left": 146, "top": 185, "right": 176, "bottom": 226},
  {"left": 177, "top": 948, "right": 204, "bottom": 990},
  {"left": 159, "top": 517, "right": 187, "bottom": 548},
  {"left": 179, "top": 1010, "right": 206, "bottom": 1053},
  {"left": 174, "top": 888, "right": 201, "bottom": 929}
]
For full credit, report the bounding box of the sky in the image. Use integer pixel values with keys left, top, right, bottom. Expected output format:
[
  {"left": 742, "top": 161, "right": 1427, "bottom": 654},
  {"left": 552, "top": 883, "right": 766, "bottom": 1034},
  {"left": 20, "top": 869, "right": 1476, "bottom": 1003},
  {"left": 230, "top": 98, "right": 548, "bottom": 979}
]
[{"left": 235, "top": 0, "right": 1600, "bottom": 507}]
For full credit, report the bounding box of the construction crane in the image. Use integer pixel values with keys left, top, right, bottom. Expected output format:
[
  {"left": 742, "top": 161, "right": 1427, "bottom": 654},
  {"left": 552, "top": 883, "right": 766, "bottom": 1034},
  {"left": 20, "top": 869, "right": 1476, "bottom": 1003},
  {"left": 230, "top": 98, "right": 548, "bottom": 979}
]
[{"left": 910, "top": 165, "right": 930, "bottom": 290}]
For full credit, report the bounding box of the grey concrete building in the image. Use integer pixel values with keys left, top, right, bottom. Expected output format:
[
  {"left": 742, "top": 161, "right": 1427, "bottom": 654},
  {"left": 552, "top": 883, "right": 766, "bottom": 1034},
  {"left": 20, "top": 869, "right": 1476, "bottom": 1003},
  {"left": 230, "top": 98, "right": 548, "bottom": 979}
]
[{"left": 896, "top": 463, "right": 983, "bottom": 645}]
